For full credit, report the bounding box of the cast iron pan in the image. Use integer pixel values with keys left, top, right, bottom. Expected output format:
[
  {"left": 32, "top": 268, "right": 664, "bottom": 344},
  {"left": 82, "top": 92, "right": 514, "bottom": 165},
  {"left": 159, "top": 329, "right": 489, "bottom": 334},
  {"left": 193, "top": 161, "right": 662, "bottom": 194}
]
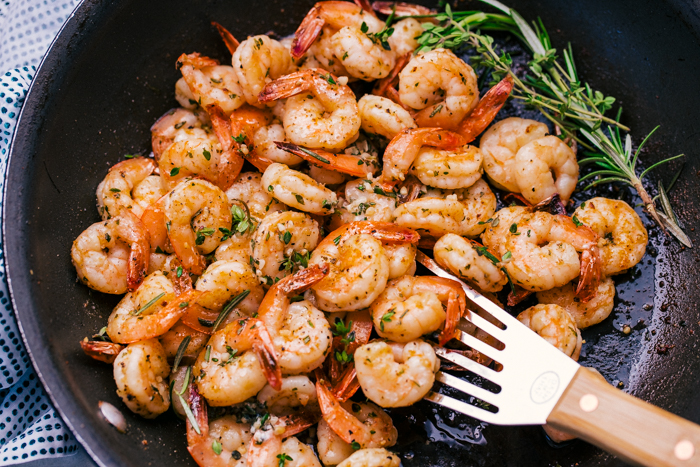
[{"left": 5, "top": 0, "right": 700, "bottom": 465}]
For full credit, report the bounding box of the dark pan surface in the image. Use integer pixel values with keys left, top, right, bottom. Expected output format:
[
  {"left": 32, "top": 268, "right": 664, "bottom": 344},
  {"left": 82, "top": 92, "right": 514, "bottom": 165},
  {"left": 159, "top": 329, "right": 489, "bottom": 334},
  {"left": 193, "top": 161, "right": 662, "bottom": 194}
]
[{"left": 5, "top": 0, "right": 700, "bottom": 465}]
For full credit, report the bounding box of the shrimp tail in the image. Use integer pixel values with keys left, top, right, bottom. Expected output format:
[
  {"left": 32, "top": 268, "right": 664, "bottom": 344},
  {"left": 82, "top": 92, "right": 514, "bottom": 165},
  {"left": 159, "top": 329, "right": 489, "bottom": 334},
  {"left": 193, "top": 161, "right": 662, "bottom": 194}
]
[
  {"left": 532, "top": 193, "right": 567, "bottom": 215},
  {"left": 315, "top": 375, "right": 360, "bottom": 445},
  {"left": 80, "top": 340, "right": 125, "bottom": 364},
  {"left": 502, "top": 192, "right": 533, "bottom": 207},
  {"left": 252, "top": 322, "right": 284, "bottom": 391},
  {"left": 121, "top": 212, "right": 150, "bottom": 291},
  {"left": 354, "top": 0, "right": 377, "bottom": 15},
  {"left": 275, "top": 142, "right": 373, "bottom": 177},
  {"left": 176, "top": 52, "right": 220, "bottom": 71},
  {"left": 140, "top": 196, "right": 168, "bottom": 253},
  {"left": 332, "top": 365, "right": 361, "bottom": 402},
  {"left": 439, "top": 290, "right": 464, "bottom": 346},
  {"left": 277, "top": 410, "right": 322, "bottom": 437},
  {"left": 259, "top": 71, "right": 313, "bottom": 102},
  {"left": 507, "top": 287, "right": 534, "bottom": 306},
  {"left": 278, "top": 263, "right": 331, "bottom": 296},
  {"left": 458, "top": 75, "right": 514, "bottom": 143},
  {"left": 206, "top": 104, "right": 245, "bottom": 189},
  {"left": 186, "top": 384, "right": 209, "bottom": 447},
  {"left": 211, "top": 21, "right": 240, "bottom": 55},
  {"left": 291, "top": 5, "right": 325, "bottom": 59},
  {"left": 347, "top": 221, "right": 421, "bottom": 244},
  {"left": 372, "top": 1, "right": 437, "bottom": 16},
  {"left": 372, "top": 52, "right": 411, "bottom": 107},
  {"left": 576, "top": 246, "right": 602, "bottom": 303}
]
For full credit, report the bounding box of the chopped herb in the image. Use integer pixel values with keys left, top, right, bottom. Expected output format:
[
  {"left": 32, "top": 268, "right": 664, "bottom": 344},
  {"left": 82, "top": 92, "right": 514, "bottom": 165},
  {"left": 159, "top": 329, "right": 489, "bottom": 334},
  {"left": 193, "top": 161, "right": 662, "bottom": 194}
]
[
  {"left": 572, "top": 215, "right": 583, "bottom": 227},
  {"left": 277, "top": 453, "right": 293, "bottom": 467},
  {"left": 196, "top": 227, "right": 216, "bottom": 246},
  {"left": 429, "top": 104, "right": 444, "bottom": 118},
  {"left": 212, "top": 290, "right": 251, "bottom": 333},
  {"left": 198, "top": 318, "right": 215, "bottom": 327},
  {"left": 202, "top": 149, "right": 211, "bottom": 161},
  {"left": 174, "top": 121, "right": 186, "bottom": 130},
  {"left": 294, "top": 193, "right": 305, "bottom": 205},
  {"left": 509, "top": 223, "right": 518, "bottom": 234},
  {"left": 205, "top": 345, "right": 212, "bottom": 362},
  {"left": 332, "top": 318, "right": 352, "bottom": 337},
  {"left": 178, "top": 301, "right": 189, "bottom": 308},
  {"left": 333, "top": 235, "right": 341, "bottom": 246},
  {"left": 475, "top": 246, "right": 500, "bottom": 266},
  {"left": 169, "top": 167, "right": 180, "bottom": 176},
  {"left": 155, "top": 246, "right": 165, "bottom": 254},
  {"left": 268, "top": 185, "right": 274, "bottom": 192},
  {"left": 109, "top": 188, "right": 121, "bottom": 193},
  {"left": 297, "top": 146, "right": 330, "bottom": 164},
  {"left": 351, "top": 441, "right": 361, "bottom": 450},
  {"left": 212, "top": 440, "right": 222, "bottom": 455},
  {"left": 352, "top": 202, "right": 376, "bottom": 216},
  {"left": 303, "top": 336, "right": 311, "bottom": 344},
  {"left": 373, "top": 186, "right": 397, "bottom": 198},
  {"left": 232, "top": 133, "right": 247, "bottom": 144},
  {"left": 131, "top": 292, "right": 165, "bottom": 316},
  {"left": 502, "top": 250, "right": 512, "bottom": 261},
  {"left": 177, "top": 266, "right": 183, "bottom": 278},
  {"left": 283, "top": 231, "right": 292, "bottom": 244}
]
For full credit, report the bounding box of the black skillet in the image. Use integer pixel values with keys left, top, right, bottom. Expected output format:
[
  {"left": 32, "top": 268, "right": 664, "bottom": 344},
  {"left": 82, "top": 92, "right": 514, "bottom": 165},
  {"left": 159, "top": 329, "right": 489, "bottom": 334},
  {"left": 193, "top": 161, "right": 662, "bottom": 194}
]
[{"left": 5, "top": 0, "right": 700, "bottom": 465}]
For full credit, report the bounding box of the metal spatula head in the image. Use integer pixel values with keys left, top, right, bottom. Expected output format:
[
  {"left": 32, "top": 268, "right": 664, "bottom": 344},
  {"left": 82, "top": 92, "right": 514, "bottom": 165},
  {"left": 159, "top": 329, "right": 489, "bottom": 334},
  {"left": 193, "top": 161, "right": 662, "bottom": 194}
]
[{"left": 416, "top": 251, "right": 580, "bottom": 426}]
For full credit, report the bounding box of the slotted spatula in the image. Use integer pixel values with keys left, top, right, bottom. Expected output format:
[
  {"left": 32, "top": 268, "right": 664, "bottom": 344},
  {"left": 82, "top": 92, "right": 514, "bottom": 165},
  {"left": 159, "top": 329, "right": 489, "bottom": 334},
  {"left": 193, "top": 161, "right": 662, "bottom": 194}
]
[{"left": 416, "top": 251, "right": 700, "bottom": 467}]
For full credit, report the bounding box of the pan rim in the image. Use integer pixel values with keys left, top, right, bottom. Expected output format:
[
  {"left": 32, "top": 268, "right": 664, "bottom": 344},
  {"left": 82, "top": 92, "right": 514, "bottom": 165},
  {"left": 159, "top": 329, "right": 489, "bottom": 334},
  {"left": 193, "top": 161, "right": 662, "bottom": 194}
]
[{"left": 2, "top": 0, "right": 117, "bottom": 465}]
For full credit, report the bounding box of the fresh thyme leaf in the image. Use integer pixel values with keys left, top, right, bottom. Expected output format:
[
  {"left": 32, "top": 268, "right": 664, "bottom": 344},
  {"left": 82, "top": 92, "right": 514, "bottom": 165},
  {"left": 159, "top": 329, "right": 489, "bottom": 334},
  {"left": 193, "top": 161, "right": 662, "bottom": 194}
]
[
  {"left": 169, "top": 167, "right": 180, "bottom": 176},
  {"left": 475, "top": 246, "right": 500, "bottom": 266}
]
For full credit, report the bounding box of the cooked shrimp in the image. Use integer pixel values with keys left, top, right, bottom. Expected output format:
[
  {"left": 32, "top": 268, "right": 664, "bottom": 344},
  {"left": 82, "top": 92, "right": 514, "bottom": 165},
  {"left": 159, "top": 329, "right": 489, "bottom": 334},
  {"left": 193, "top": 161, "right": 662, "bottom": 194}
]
[
  {"left": 358, "top": 95, "right": 416, "bottom": 140},
  {"left": 259, "top": 69, "right": 361, "bottom": 152},
  {"left": 514, "top": 135, "right": 578, "bottom": 204},
  {"left": 537, "top": 277, "right": 616, "bottom": 329},
  {"left": 332, "top": 178, "right": 398, "bottom": 227},
  {"left": 113, "top": 339, "right": 170, "bottom": 418},
  {"left": 409, "top": 144, "right": 483, "bottom": 190},
  {"left": 187, "top": 387, "right": 252, "bottom": 467},
  {"left": 379, "top": 128, "right": 465, "bottom": 186},
  {"left": 337, "top": 448, "right": 401, "bottom": 467},
  {"left": 370, "top": 275, "right": 466, "bottom": 344},
  {"left": 386, "top": 18, "right": 423, "bottom": 55},
  {"left": 150, "top": 107, "right": 217, "bottom": 160},
  {"left": 106, "top": 271, "right": 200, "bottom": 344},
  {"left": 517, "top": 304, "right": 582, "bottom": 360},
  {"left": 503, "top": 211, "right": 601, "bottom": 298},
  {"left": 257, "top": 375, "right": 318, "bottom": 415},
  {"left": 457, "top": 75, "right": 514, "bottom": 143},
  {"left": 231, "top": 35, "right": 293, "bottom": 107},
  {"left": 251, "top": 211, "right": 321, "bottom": 284},
  {"left": 434, "top": 234, "right": 508, "bottom": 292},
  {"left": 164, "top": 179, "right": 232, "bottom": 275},
  {"left": 573, "top": 197, "right": 648, "bottom": 276},
  {"left": 96, "top": 157, "right": 158, "bottom": 219},
  {"left": 479, "top": 205, "right": 529, "bottom": 253},
  {"left": 330, "top": 26, "right": 396, "bottom": 80},
  {"left": 398, "top": 49, "right": 479, "bottom": 130},
  {"left": 291, "top": 1, "right": 385, "bottom": 59},
  {"left": 317, "top": 418, "right": 354, "bottom": 466},
  {"left": 214, "top": 234, "right": 252, "bottom": 265},
  {"left": 480, "top": 117, "right": 549, "bottom": 192},
  {"left": 132, "top": 175, "right": 167, "bottom": 212},
  {"left": 194, "top": 317, "right": 281, "bottom": 406},
  {"left": 317, "top": 380, "right": 398, "bottom": 448},
  {"left": 253, "top": 121, "right": 304, "bottom": 166},
  {"left": 195, "top": 260, "right": 265, "bottom": 319},
  {"left": 248, "top": 430, "right": 322, "bottom": 467},
  {"left": 80, "top": 340, "right": 124, "bottom": 364},
  {"left": 392, "top": 178, "right": 497, "bottom": 238},
  {"left": 175, "top": 77, "right": 198, "bottom": 110},
  {"left": 257, "top": 265, "right": 334, "bottom": 374},
  {"left": 309, "top": 222, "right": 420, "bottom": 312},
  {"left": 355, "top": 339, "right": 438, "bottom": 407},
  {"left": 383, "top": 242, "right": 417, "bottom": 279},
  {"left": 261, "top": 163, "right": 338, "bottom": 214},
  {"left": 177, "top": 53, "right": 244, "bottom": 116},
  {"left": 71, "top": 212, "right": 150, "bottom": 294},
  {"left": 225, "top": 171, "right": 286, "bottom": 222},
  {"left": 158, "top": 138, "right": 228, "bottom": 190}
]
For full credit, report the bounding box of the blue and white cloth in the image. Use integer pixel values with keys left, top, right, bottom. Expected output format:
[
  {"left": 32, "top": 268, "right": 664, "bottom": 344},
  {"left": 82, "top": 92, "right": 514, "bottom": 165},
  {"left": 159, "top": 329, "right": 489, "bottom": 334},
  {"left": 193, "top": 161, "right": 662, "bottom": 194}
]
[{"left": 1, "top": 0, "right": 82, "bottom": 464}]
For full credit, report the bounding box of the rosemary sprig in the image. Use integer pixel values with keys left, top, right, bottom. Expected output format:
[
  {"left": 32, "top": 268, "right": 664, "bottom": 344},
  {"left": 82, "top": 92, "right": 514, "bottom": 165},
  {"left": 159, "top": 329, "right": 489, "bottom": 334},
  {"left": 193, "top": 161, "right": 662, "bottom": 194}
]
[{"left": 410, "top": 0, "right": 689, "bottom": 246}]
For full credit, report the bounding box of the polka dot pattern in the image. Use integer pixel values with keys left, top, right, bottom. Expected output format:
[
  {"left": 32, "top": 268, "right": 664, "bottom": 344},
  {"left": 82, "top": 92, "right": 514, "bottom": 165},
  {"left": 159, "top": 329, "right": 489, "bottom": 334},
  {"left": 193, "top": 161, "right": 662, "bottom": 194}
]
[
  {"left": 0, "top": 0, "right": 79, "bottom": 71},
  {"left": 1, "top": 1, "right": 82, "bottom": 463}
]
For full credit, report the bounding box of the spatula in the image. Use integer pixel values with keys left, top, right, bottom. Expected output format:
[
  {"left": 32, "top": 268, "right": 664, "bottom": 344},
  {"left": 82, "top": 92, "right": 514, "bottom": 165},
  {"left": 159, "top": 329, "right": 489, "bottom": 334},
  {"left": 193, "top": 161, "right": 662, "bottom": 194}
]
[{"left": 416, "top": 251, "right": 700, "bottom": 467}]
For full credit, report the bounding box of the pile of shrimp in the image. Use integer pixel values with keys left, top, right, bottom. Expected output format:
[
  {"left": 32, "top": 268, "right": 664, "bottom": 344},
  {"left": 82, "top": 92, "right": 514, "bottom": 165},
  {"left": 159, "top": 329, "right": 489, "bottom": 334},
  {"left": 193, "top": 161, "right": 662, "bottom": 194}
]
[{"left": 73, "top": 1, "right": 649, "bottom": 464}]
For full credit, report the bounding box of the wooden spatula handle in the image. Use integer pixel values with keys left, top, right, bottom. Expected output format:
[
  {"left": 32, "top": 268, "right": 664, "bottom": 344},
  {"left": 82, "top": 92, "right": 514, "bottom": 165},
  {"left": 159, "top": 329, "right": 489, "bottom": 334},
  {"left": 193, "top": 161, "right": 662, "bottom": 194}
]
[{"left": 547, "top": 366, "right": 700, "bottom": 466}]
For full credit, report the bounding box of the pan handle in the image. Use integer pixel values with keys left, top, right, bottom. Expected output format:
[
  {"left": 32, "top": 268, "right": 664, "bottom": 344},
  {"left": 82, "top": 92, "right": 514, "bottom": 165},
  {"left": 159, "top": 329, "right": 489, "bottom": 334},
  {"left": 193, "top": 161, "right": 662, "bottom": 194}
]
[{"left": 547, "top": 366, "right": 700, "bottom": 467}]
